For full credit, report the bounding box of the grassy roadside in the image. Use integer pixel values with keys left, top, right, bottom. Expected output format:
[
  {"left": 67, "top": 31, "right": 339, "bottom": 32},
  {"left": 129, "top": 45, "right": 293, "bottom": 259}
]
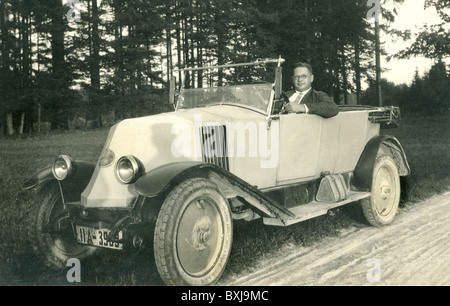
[
  {"left": 380, "top": 114, "right": 450, "bottom": 202},
  {"left": 0, "top": 114, "right": 448, "bottom": 285}
]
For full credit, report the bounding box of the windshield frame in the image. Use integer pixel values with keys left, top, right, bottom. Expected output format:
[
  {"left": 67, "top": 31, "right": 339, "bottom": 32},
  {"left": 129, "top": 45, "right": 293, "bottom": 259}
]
[{"left": 172, "top": 58, "right": 284, "bottom": 117}]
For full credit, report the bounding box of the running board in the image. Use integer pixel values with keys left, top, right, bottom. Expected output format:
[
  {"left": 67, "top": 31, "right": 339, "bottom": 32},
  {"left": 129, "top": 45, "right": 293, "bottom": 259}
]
[{"left": 263, "top": 191, "right": 371, "bottom": 226}]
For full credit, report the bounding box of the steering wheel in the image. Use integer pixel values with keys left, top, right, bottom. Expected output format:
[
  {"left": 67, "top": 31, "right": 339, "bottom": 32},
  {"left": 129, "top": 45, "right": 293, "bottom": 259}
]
[{"left": 279, "top": 91, "right": 290, "bottom": 114}]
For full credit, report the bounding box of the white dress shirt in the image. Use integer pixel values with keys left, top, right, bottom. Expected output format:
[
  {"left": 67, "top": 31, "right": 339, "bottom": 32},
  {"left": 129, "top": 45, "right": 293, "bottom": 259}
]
[{"left": 289, "top": 88, "right": 311, "bottom": 112}]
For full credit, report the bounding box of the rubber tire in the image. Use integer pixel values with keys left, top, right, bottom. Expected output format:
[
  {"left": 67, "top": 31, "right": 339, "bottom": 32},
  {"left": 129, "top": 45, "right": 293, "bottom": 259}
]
[
  {"left": 28, "top": 182, "right": 98, "bottom": 269},
  {"left": 154, "top": 178, "right": 233, "bottom": 286},
  {"left": 361, "top": 155, "right": 401, "bottom": 227}
]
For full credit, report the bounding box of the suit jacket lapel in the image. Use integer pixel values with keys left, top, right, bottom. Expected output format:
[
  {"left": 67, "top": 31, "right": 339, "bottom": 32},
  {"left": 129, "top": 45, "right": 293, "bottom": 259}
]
[{"left": 301, "top": 90, "right": 312, "bottom": 104}]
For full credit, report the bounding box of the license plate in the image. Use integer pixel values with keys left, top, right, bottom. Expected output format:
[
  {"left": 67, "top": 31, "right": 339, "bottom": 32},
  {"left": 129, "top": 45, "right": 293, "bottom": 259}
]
[{"left": 76, "top": 226, "right": 123, "bottom": 250}]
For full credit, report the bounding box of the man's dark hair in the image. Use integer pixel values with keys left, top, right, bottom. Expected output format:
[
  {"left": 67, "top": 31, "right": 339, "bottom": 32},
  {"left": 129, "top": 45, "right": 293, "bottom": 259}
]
[{"left": 293, "top": 62, "right": 313, "bottom": 75}]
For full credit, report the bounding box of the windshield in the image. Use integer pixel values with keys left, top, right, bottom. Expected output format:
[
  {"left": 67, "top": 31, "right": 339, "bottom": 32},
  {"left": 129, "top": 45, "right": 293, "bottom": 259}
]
[{"left": 177, "top": 83, "right": 273, "bottom": 114}]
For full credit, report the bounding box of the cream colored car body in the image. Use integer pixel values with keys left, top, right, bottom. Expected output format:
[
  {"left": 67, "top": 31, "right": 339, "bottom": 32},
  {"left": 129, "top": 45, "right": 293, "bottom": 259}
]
[{"left": 82, "top": 106, "right": 379, "bottom": 210}]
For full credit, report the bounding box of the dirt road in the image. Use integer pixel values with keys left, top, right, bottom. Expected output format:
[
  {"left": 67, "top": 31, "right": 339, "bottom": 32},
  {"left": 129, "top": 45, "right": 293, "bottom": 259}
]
[{"left": 218, "top": 191, "right": 450, "bottom": 286}]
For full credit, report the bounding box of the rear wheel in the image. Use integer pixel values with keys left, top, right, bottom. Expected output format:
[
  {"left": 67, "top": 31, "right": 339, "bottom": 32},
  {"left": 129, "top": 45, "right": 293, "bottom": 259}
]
[
  {"left": 154, "top": 178, "right": 233, "bottom": 286},
  {"left": 361, "top": 155, "right": 401, "bottom": 227},
  {"left": 28, "top": 182, "right": 98, "bottom": 269}
]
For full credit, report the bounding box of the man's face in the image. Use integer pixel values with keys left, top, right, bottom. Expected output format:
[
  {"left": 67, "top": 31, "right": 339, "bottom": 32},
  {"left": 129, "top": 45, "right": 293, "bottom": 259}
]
[{"left": 292, "top": 67, "right": 314, "bottom": 92}]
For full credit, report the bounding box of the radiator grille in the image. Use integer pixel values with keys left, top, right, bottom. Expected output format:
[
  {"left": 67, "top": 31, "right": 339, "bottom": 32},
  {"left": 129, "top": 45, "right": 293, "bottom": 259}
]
[{"left": 200, "top": 125, "right": 229, "bottom": 170}]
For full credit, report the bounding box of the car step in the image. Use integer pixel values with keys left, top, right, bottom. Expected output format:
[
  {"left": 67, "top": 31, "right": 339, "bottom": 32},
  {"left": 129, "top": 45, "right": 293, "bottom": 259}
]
[{"left": 263, "top": 191, "right": 371, "bottom": 226}]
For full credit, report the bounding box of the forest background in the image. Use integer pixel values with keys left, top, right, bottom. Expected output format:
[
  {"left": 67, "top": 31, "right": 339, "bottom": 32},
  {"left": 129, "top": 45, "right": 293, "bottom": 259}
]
[{"left": 0, "top": 0, "right": 448, "bottom": 135}]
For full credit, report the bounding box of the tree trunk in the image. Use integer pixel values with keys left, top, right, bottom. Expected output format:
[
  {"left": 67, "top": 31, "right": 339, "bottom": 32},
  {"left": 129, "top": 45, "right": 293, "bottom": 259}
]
[
  {"left": 196, "top": 1, "right": 203, "bottom": 88},
  {"left": 354, "top": 38, "right": 362, "bottom": 105},
  {"left": 49, "top": 0, "right": 67, "bottom": 129},
  {"left": 166, "top": 31, "right": 172, "bottom": 84},
  {"left": 375, "top": 20, "right": 382, "bottom": 107},
  {"left": 215, "top": 15, "right": 226, "bottom": 86},
  {"left": 166, "top": 2, "right": 173, "bottom": 86},
  {"left": 50, "top": 0, "right": 66, "bottom": 82},
  {"left": 1, "top": 1, "right": 12, "bottom": 123},
  {"left": 6, "top": 113, "right": 14, "bottom": 136},
  {"left": 91, "top": 0, "right": 102, "bottom": 127},
  {"left": 175, "top": 2, "right": 182, "bottom": 82},
  {"left": 341, "top": 48, "right": 348, "bottom": 105},
  {"left": 189, "top": 2, "right": 195, "bottom": 88},
  {"left": 113, "top": 1, "right": 123, "bottom": 118},
  {"left": 182, "top": 16, "right": 190, "bottom": 88},
  {"left": 37, "top": 103, "right": 41, "bottom": 133},
  {"left": 18, "top": 112, "right": 25, "bottom": 135}
]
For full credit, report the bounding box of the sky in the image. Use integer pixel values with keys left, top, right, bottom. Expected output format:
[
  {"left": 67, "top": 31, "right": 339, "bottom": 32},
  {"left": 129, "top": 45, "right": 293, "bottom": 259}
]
[{"left": 381, "top": 0, "right": 448, "bottom": 85}]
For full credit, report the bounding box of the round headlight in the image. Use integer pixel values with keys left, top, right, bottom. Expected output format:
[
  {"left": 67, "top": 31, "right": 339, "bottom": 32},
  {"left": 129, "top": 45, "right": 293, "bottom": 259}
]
[
  {"left": 115, "top": 156, "right": 142, "bottom": 184},
  {"left": 52, "top": 155, "right": 75, "bottom": 181}
]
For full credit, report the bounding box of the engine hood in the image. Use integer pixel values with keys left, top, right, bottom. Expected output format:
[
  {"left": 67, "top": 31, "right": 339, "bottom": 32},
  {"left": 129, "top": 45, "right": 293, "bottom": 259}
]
[{"left": 80, "top": 105, "right": 265, "bottom": 208}]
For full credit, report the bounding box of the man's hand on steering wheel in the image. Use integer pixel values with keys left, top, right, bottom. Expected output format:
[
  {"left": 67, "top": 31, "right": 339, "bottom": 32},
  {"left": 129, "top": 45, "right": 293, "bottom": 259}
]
[
  {"left": 280, "top": 92, "right": 307, "bottom": 114},
  {"left": 284, "top": 102, "right": 307, "bottom": 114}
]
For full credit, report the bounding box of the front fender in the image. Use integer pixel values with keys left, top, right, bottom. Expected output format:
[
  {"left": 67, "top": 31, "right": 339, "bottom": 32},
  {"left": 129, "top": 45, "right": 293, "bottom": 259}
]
[
  {"left": 133, "top": 161, "right": 206, "bottom": 198},
  {"left": 23, "top": 164, "right": 54, "bottom": 190},
  {"left": 133, "top": 162, "right": 294, "bottom": 221},
  {"left": 23, "top": 160, "right": 96, "bottom": 202},
  {"left": 352, "top": 135, "right": 410, "bottom": 191}
]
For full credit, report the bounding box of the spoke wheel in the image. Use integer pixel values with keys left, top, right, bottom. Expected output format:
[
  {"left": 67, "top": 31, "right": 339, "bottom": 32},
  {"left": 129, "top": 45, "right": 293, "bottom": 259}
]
[
  {"left": 154, "top": 178, "right": 232, "bottom": 286},
  {"left": 361, "top": 155, "right": 401, "bottom": 227}
]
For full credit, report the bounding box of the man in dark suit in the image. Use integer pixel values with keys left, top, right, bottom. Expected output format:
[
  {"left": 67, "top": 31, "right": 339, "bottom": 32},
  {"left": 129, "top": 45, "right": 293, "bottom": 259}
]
[{"left": 284, "top": 62, "right": 339, "bottom": 118}]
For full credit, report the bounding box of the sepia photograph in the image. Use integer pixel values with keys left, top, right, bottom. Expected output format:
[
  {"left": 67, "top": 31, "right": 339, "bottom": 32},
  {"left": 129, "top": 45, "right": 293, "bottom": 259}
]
[{"left": 0, "top": 0, "right": 449, "bottom": 290}]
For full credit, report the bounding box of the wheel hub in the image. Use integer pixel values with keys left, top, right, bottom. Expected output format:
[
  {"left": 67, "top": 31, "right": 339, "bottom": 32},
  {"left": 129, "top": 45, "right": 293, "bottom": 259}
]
[
  {"left": 374, "top": 165, "right": 396, "bottom": 216},
  {"left": 200, "top": 231, "right": 211, "bottom": 243},
  {"left": 192, "top": 216, "right": 211, "bottom": 251},
  {"left": 380, "top": 184, "right": 391, "bottom": 200}
]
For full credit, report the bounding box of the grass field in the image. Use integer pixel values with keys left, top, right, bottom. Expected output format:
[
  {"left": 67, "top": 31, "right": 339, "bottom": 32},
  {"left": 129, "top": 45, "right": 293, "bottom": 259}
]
[{"left": 0, "top": 114, "right": 449, "bottom": 285}]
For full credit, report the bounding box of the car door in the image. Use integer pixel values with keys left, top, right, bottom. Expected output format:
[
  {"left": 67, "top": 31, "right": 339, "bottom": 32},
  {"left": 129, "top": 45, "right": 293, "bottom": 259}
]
[
  {"left": 276, "top": 110, "right": 380, "bottom": 185},
  {"left": 276, "top": 113, "right": 324, "bottom": 182}
]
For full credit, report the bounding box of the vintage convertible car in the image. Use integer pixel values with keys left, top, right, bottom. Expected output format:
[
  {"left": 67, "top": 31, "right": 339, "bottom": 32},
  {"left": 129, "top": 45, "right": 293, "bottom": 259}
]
[{"left": 24, "top": 58, "right": 410, "bottom": 286}]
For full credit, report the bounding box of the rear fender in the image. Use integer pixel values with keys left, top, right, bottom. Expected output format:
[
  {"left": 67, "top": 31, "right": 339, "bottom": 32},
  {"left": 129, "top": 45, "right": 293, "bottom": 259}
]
[
  {"left": 23, "top": 161, "right": 96, "bottom": 203},
  {"left": 133, "top": 162, "right": 294, "bottom": 222},
  {"left": 352, "top": 135, "right": 410, "bottom": 191}
]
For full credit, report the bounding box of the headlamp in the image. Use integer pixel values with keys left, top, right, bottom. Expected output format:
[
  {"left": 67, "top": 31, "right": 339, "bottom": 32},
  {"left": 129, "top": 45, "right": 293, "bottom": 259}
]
[
  {"left": 115, "top": 155, "right": 142, "bottom": 184},
  {"left": 52, "top": 155, "right": 76, "bottom": 181}
]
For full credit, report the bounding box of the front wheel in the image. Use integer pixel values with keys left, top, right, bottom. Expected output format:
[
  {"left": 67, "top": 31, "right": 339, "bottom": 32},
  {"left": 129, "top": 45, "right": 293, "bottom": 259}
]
[
  {"left": 361, "top": 155, "right": 401, "bottom": 227},
  {"left": 154, "top": 178, "right": 233, "bottom": 286},
  {"left": 28, "top": 182, "right": 98, "bottom": 269}
]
